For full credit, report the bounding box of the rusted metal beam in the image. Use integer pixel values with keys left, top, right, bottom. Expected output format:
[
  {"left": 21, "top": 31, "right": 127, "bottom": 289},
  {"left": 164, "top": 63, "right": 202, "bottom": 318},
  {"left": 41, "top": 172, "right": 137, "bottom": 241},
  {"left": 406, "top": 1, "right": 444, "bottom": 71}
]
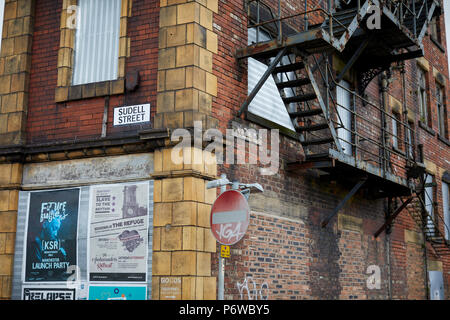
[
  {"left": 236, "top": 28, "right": 327, "bottom": 60},
  {"left": 374, "top": 196, "right": 414, "bottom": 238},
  {"left": 287, "top": 159, "right": 335, "bottom": 171},
  {"left": 330, "top": 36, "right": 370, "bottom": 91},
  {"left": 321, "top": 177, "right": 367, "bottom": 228}
]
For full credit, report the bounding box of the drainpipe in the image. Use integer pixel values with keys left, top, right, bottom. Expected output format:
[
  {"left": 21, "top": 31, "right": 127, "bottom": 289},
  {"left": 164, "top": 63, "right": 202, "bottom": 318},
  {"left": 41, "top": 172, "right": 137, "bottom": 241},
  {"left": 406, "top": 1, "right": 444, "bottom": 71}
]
[
  {"left": 380, "top": 72, "right": 389, "bottom": 178},
  {"left": 423, "top": 239, "right": 429, "bottom": 299},
  {"left": 101, "top": 96, "right": 110, "bottom": 138},
  {"left": 385, "top": 197, "right": 393, "bottom": 299},
  {"left": 400, "top": 62, "right": 410, "bottom": 163},
  {"left": 419, "top": 147, "right": 430, "bottom": 300}
]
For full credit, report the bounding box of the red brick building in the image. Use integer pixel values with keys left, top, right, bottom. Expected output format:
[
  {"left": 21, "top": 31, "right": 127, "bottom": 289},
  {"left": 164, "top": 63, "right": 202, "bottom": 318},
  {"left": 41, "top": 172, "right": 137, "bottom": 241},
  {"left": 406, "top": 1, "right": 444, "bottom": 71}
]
[{"left": 0, "top": 0, "right": 448, "bottom": 300}]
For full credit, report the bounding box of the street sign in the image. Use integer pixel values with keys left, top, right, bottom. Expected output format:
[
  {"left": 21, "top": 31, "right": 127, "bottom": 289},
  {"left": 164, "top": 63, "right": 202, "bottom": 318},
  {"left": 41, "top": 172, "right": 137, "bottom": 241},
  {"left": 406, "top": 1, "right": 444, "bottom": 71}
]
[
  {"left": 113, "top": 104, "right": 150, "bottom": 126},
  {"left": 220, "top": 245, "right": 231, "bottom": 258},
  {"left": 210, "top": 190, "right": 250, "bottom": 245}
]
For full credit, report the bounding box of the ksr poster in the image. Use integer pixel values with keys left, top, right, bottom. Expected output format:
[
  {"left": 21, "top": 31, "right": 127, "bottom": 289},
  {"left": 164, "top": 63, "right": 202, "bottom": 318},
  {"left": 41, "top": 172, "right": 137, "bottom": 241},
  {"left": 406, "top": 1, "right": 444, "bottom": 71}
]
[
  {"left": 88, "top": 182, "right": 149, "bottom": 282},
  {"left": 25, "top": 189, "right": 80, "bottom": 282}
]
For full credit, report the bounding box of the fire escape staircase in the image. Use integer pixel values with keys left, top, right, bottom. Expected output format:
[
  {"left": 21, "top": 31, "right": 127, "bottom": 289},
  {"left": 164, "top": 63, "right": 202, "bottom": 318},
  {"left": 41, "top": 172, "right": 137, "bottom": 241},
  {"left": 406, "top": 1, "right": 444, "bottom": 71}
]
[
  {"left": 236, "top": 0, "right": 441, "bottom": 227},
  {"left": 374, "top": 173, "right": 450, "bottom": 256},
  {"left": 237, "top": 1, "right": 374, "bottom": 154}
]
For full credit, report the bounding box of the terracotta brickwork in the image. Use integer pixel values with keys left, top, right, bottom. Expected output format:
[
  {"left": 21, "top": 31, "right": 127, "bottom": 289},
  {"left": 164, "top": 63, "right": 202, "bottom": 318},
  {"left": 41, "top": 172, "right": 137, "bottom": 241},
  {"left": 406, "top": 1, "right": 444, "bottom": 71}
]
[
  {"left": 209, "top": 1, "right": 450, "bottom": 300},
  {"left": 152, "top": 0, "right": 220, "bottom": 299},
  {"left": 0, "top": 0, "right": 34, "bottom": 299}
]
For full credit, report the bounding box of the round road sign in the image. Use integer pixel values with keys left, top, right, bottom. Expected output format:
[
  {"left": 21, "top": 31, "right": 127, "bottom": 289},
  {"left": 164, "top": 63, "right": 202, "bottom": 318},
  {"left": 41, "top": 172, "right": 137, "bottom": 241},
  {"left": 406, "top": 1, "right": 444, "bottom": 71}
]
[{"left": 210, "top": 190, "right": 250, "bottom": 245}]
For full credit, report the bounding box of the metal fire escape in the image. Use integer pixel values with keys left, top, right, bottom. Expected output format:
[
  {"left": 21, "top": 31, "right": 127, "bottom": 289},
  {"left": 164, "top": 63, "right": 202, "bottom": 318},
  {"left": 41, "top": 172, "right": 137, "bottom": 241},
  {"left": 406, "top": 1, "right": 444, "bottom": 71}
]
[{"left": 236, "top": 0, "right": 449, "bottom": 253}]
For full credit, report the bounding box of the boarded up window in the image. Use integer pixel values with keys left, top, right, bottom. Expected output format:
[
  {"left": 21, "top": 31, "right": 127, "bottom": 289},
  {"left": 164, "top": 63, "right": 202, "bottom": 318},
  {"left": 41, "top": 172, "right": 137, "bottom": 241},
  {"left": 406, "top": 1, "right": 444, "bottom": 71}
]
[
  {"left": 247, "top": 28, "right": 296, "bottom": 132},
  {"left": 72, "top": 0, "right": 121, "bottom": 85}
]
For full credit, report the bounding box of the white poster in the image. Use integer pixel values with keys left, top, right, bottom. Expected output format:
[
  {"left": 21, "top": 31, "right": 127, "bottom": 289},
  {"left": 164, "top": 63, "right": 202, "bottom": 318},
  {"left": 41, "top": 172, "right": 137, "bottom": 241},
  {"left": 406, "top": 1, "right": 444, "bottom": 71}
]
[
  {"left": 22, "top": 285, "right": 76, "bottom": 300},
  {"left": 88, "top": 182, "right": 149, "bottom": 282}
]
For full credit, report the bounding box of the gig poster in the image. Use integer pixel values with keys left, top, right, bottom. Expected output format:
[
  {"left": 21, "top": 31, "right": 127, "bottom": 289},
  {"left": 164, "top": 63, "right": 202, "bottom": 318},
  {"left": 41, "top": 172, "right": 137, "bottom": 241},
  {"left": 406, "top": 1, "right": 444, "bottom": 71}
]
[
  {"left": 88, "top": 285, "right": 147, "bottom": 300},
  {"left": 22, "top": 286, "right": 76, "bottom": 300},
  {"left": 24, "top": 189, "right": 80, "bottom": 282},
  {"left": 88, "top": 182, "right": 149, "bottom": 282}
]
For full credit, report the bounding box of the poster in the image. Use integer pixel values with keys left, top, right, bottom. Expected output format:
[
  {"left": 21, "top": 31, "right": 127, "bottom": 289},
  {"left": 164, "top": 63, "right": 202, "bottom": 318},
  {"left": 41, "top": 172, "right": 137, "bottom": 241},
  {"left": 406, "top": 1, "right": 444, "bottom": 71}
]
[
  {"left": 25, "top": 189, "right": 80, "bottom": 282},
  {"left": 22, "top": 286, "right": 76, "bottom": 300},
  {"left": 89, "top": 182, "right": 149, "bottom": 282},
  {"left": 88, "top": 285, "right": 147, "bottom": 300}
]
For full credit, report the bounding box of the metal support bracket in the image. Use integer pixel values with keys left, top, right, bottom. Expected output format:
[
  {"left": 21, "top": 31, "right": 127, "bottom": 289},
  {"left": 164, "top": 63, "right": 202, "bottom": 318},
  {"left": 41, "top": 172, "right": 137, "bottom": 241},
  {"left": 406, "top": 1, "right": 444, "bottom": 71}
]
[
  {"left": 374, "top": 196, "right": 414, "bottom": 238},
  {"left": 330, "top": 36, "right": 371, "bottom": 91},
  {"left": 321, "top": 177, "right": 367, "bottom": 228}
]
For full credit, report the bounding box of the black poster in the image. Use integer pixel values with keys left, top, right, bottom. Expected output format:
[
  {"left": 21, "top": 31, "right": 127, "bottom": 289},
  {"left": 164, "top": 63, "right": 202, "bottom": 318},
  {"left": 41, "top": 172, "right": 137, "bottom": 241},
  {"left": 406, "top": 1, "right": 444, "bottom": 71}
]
[{"left": 25, "top": 189, "right": 80, "bottom": 282}]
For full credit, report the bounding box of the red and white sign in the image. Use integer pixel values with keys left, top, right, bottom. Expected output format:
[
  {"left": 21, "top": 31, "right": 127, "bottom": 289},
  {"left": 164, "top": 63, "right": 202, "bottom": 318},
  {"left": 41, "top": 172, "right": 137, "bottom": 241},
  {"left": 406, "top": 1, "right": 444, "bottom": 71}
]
[{"left": 210, "top": 190, "right": 250, "bottom": 245}]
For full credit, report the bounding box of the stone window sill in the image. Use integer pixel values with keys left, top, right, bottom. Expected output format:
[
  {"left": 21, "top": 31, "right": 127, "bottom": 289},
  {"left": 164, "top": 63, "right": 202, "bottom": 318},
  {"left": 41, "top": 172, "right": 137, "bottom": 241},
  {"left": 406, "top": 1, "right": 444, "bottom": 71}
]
[
  {"left": 438, "top": 135, "right": 450, "bottom": 147},
  {"left": 392, "top": 146, "right": 406, "bottom": 157},
  {"left": 55, "top": 79, "right": 125, "bottom": 103},
  {"left": 431, "top": 37, "right": 445, "bottom": 53},
  {"left": 418, "top": 120, "right": 436, "bottom": 136}
]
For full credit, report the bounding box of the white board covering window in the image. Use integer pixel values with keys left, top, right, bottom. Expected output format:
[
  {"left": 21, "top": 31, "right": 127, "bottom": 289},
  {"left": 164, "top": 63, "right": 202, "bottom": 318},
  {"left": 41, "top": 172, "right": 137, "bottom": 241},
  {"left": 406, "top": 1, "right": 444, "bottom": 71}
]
[
  {"left": 436, "top": 84, "right": 446, "bottom": 138},
  {"left": 247, "top": 28, "right": 295, "bottom": 132},
  {"left": 418, "top": 68, "right": 428, "bottom": 123},
  {"left": 425, "top": 174, "right": 435, "bottom": 234},
  {"left": 429, "top": 271, "right": 445, "bottom": 300},
  {"left": 72, "top": 0, "right": 121, "bottom": 85},
  {"left": 336, "top": 80, "right": 352, "bottom": 155},
  {"left": 391, "top": 117, "right": 398, "bottom": 149},
  {"left": 443, "top": 181, "right": 449, "bottom": 240},
  {"left": 406, "top": 123, "right": 414, "bottom": 159}
]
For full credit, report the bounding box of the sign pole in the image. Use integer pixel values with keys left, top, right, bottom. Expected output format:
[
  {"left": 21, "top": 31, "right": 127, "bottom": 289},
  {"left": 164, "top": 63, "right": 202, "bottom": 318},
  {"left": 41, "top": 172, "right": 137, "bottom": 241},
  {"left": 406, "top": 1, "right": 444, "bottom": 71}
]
[
  {"left": 208, "top": 174, "right": 261, "bottom": 301},
  {"left": 218, "top": 174, "right": 227, "bottom": 300}
]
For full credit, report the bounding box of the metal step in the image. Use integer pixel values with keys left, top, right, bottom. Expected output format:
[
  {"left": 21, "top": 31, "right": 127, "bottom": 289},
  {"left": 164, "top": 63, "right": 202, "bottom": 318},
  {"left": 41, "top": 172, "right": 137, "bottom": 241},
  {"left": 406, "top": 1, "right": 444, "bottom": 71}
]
[
  {"left": 323, "top": 15, "right": 356, "bottom": 28},
  {"left": 296, "top": 123, "right": 329, "bottom": 132},
  {"left": 301, "top": 137, "right": 334, "bottom": 146},
  {"left": 273, "top": 62, "right": 305, "bottom": 74},
  {"left": 304, "top": 152, "right": 330, "bottom": 161},
  {"left": 276, "top": 78, "right": 311, "bottom": 89},
  {"left": 333, "top": 7, "right": 358, "bottom": 18},
  {"left": 323, "top": 9, "right": 357, "bottom": 26},
  {"left": 289, "top": 108, "right": 323, "bottom": 118},
  {"left": 283, "top": 93, "right": 317, "bottom": 103}
]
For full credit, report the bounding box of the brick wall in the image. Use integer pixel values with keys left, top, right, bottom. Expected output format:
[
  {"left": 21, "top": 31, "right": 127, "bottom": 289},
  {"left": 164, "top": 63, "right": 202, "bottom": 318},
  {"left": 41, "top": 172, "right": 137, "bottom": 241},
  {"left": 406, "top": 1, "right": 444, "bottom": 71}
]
[
  {"left": 211, "top": 1, "right": 450, "bottom": 300},
  {"left": 26, "top": 0, "right": 159, "bottom": 144}
]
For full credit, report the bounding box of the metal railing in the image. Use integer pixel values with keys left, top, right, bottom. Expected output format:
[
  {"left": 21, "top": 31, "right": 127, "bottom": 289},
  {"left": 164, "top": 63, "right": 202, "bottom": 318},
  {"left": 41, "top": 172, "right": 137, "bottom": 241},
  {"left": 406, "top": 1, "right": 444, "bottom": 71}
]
[
  {"left": 246, "top": 0, "right": 432, "bottom": 44},
  {"left": 246, "top": 0, "right": 351, "bottom": 44},
  {"left": 308, "top": 54, "right": 416, "bottom": 181},
  {"left": 386, "top": 0, "right": 431, "bottom": 39},
  {"left": 243, "top": 0, "right": 434, "bottom": 183},
  {"left": 418, "top": 173, "right": 450, "bottom": 241}
]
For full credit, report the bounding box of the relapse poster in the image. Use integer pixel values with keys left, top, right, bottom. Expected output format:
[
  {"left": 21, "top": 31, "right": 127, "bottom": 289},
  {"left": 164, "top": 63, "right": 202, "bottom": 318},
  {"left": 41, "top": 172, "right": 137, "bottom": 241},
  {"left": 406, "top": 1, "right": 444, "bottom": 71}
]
[
  {"left": 25, "top": 189, "right": 80, "bottom": 282},
  {"left": 89, "top": 182, "right": 149, "bottom": 282}
]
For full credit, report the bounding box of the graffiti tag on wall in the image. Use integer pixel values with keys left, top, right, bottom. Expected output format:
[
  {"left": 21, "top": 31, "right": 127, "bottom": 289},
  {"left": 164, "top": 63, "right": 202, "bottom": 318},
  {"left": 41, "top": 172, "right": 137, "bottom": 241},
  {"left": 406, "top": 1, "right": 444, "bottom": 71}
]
[{"left": 236, "top": 277, "right": 269, "bottom": 300}]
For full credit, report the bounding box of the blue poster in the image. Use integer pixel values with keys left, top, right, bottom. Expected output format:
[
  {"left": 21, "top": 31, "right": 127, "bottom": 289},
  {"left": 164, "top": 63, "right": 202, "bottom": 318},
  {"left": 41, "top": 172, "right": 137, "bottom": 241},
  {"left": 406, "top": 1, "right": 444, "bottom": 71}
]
[
  {"left": 88, "top": 286, "right": 147, "bottom": 300},
  {"left": 25, "top": 189, "right": 80, "bottom": 282}
]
